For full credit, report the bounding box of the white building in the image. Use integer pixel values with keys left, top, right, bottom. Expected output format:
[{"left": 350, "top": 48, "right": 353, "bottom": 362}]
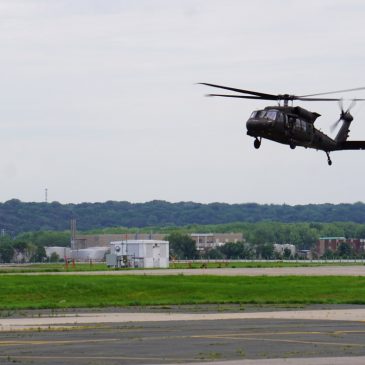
[
  {"left": 71, "top": 247, "right": 109, "bottom": 262},
  {"left": 45, "top": 246, "right": 71, "bottom": 260},
  {"left": 273, "top": 243, "right": 296, "bottom": 257},
  {"left": 107, "top": 240, "right": 169, "bottom": 268}
]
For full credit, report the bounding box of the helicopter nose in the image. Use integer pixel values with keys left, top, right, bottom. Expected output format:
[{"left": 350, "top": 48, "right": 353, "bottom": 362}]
[{"left": 246, "top": 119, "right": 269, "bottom": 132}]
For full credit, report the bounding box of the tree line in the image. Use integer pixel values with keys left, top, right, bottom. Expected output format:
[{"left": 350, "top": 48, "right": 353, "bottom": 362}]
[
  {"left": 1, "top": 199, "right": 365, "bottom": 234},
  {"left": 167, "top": 233, "right": 365, "bottom": 260},
  {"left": 1, "top": 222, "right": 365, "bottom": 263},
  {"left": 0, "top": 231, "right": 69, "bottom": 263}
]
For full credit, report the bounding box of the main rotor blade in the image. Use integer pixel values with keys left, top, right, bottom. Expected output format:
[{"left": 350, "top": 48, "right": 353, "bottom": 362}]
[
  {"left": 347, "top": 99, "right": 357, "bottom": 112},
  {"left": 300, "top": 87, "right": 365, "bottom": 98},
  {"left": 296, "top": 97, "right": 342, "bottom": 101},
  {"left": 206, "top": 93, "right": 275, "bottom": 100},
  {"left": 199, "top": 83, "right": 277, "bottom": 99}
]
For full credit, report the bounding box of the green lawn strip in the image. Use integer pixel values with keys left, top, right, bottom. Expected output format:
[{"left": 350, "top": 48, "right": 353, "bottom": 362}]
[
  {"left": 170, "top": 262, "right": 365, "bottom": 269},
  {"left": 0, "top": 263, "right": 113, "bottom": 273},
  {"left": 1, "top": 261, "right": 364, "bottom": 274},
  {"left": 0, "top": 275, "right": 364, "bottom": 309}
]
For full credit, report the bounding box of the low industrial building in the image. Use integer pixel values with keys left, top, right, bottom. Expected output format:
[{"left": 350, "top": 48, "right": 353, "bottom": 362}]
[
  {"left": 107, "top": 240, "right": 169, "bottom": 268},
  {"left": 316, "top": 237, "right": 365, "bottom": 256},
  {"left": 45, "top": 246, "right": 71, "bottom": 260},
  {"left": 71, "top": 247, "right": 109, "bottom": 262},
  {"left": 72, "top": 233, "right": 166, "bottom": 250},
  {"left": 73, "top": 232, "right": 243, "bottom": 254},
  {"left": 190, "top": 233, "right": 244, "bottom": 251}
]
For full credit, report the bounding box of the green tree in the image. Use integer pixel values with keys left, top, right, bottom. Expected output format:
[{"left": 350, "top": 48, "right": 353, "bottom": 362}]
[
  {"left": 321, "top": 249, "right": 335, "bottom": 259},
  {"left": 12, "top": 240, "right": 28, "bottom": 254},
  {"left": 283, "top": 247, "right": 292, "bottom": 259},
  {"left": 202, "top": 248, "right": 224, "bottom": 259},
  {"left": 250, "top": 226, "right": 275, "bottom": 245},
  {"left": 336, "top": 242, "right": 354, "bottom": 258},
  {"left": 0, "top": 239, "right": 14, "bottom": 263},
  {"left": 257, "top": 243, "right": 274, "bottom": 259},
  {"left": 17, "top": 231, "right": 70, "bottom": 247},
  {"left": 220, "top": 242, "right": 254, "bottom": 259},
  {"left": 50, "top": 252, "right": 60, "bottom": 262},
  {"left": 166, "top": 233, "right": 197, "bottom": 259},
  {"left": 31, "top": 245, "right": 47, "bottom": 262}
]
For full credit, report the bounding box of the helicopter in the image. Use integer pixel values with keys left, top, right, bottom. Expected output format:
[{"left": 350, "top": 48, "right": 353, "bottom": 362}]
[{"left": 200, "top": 82, "right": 365, "bottom": 165}]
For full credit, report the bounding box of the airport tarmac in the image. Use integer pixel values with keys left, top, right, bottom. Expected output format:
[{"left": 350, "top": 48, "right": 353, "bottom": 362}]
[
  {"left": 1, "top": 267, "right": 365, "bottom": 364},
  {"left": 1, "top": 306, "right": 365, "bottom": 364}
]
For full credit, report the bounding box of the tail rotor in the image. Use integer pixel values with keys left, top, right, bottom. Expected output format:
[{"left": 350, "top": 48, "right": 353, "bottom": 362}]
[{"left": 330, "top": 99, "right": 355, "bottom": 133}]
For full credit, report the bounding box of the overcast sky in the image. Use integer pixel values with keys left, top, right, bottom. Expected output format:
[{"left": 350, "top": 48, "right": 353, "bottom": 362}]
[{"left": 1, "top": 0, "right": 365, "bottom": 205}]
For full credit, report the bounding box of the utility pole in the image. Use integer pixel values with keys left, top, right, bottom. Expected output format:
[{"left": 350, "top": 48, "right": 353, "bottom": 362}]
[
  {"left": 45, "top": 188, "right": 48, "bottom": 203},
  {"left": 70, "top": 219, "right": 77, "bottom": 250}
]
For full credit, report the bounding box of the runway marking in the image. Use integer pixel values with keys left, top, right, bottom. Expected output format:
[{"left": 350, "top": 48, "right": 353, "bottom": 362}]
[
  {"left": 0, "top": 338, "right": 119, "bottom": 346},
  {"left": 0, "top": 355, "right": 196, "bottom": 361},
  {"left": 334, "top": 330, "right": 365, "bottom": 334},
  {"left": 3, "top": 329, "right": 365, "bottom": 348},
  {"left": 193, "top": 329, "right": 365, "bottom": 338},
  {"left": 194, "top": 334, "right": 365, "bottom": 348}
]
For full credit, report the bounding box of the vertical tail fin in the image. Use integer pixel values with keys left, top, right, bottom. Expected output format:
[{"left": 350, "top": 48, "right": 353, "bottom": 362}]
[{"left": 335, "top": 112, "right": 353, "bottom": 143}]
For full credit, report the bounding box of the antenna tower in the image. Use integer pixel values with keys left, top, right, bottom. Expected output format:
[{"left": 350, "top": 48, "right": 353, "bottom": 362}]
[{"left": 70, "top": 219, "right": 77, "bottom": 250}]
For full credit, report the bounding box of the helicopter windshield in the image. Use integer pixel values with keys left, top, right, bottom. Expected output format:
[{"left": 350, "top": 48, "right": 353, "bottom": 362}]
[
  {"left": 266, "top": 110, "right": 277, "bottom": 120},
  {"left": 250, "top": 110, "right": 279, "bottom": 121},
  {"left": 250, "top": 110, "right": 267, "bottom": 118}
]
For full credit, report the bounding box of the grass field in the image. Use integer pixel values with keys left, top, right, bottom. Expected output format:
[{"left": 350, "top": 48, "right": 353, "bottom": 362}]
[
  {"left": 170, "top": 261, "right": 365, "bottom": 269},
  {"left": 0, "top": 263, "right": 112, "bottom": 273},
  {"left": 0, "top": 275, "right": 365, "bottom": 310}
]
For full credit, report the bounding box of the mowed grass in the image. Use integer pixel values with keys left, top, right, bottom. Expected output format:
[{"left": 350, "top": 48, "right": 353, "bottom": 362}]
[
  {"left": 0, "top": 263, "right": 113, "bottom": 273},
  {"left": 170, "top": 261, "right": 365, "bottom": 269},
  {"left": 1, "top": 260, "right": 364, "bottom": 274},
  {"left": 0, "top": 275, "right": 365, "bottom": 309}
]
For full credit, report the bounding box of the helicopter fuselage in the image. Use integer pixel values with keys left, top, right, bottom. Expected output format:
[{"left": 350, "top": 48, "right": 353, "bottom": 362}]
[
  {"left": 200, "top": 82, "right": 365, "bottom": 165},
  {"left": 246, "top": 105, "right": 337, "bottom": 152}
]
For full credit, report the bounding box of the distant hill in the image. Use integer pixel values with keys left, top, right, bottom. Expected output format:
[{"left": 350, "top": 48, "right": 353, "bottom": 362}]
[{"left": 1, "top": 199, "right": 365, "bottom": 234}]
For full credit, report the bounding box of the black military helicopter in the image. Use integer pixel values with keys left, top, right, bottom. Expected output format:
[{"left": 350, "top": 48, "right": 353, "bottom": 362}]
[{"left": 200, "top": 82, "right": 365, "bottom": 165}]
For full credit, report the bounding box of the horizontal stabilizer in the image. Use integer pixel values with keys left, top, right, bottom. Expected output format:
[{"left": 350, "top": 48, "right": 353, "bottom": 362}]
[{"left": 337, "top": 141, "right": 365, "bottom": 150}]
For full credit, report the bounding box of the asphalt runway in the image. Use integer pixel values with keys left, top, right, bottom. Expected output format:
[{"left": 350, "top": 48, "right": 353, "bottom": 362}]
[{"left": 1, "top": 307, "right": 365, "bottom": 365}]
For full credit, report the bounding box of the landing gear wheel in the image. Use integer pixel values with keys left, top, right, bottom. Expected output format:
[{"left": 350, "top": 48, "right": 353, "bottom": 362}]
[
  {"left": 290, "top": 143, "right": 296, "bottom": 150},
  {"left": 254, "top": 138, "right": 261, "bottom": 149},
  {"left": 326, "top": 152, "right": 332, "bottom": 166}
]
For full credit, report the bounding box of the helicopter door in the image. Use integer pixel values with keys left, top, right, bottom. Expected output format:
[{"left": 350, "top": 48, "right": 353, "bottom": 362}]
[
  {"left": 286, "top": 116, "right": 295, "bottom": 130},
  {"left": 294, "top": 119, "right": 310, "bottom": 141}
]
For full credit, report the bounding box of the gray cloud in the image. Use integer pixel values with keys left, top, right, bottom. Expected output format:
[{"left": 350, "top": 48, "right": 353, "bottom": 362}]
[{"left": 0, "top": 0, "right": 365, "bottom": 204}]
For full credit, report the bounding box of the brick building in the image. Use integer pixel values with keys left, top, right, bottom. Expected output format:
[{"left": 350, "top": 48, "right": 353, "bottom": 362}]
[{"left": 316, "top": 237, "right": 365, "bottom": 256}]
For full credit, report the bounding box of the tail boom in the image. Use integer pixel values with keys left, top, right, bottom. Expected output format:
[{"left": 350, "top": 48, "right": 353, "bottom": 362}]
[{"left": 334, "top": 141, "right": 365, "bottom": 150}]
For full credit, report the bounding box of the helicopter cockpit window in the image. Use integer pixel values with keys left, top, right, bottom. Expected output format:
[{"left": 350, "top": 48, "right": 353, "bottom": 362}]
[
  {"left": 250, "top": 111, "right": 258, "bottom": 118},
  {"left": 266, "top": 110, "right": 277, "bottom": 120},
  {"left": 250, "top": 110, "right": 266, "bottom": 118}
]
